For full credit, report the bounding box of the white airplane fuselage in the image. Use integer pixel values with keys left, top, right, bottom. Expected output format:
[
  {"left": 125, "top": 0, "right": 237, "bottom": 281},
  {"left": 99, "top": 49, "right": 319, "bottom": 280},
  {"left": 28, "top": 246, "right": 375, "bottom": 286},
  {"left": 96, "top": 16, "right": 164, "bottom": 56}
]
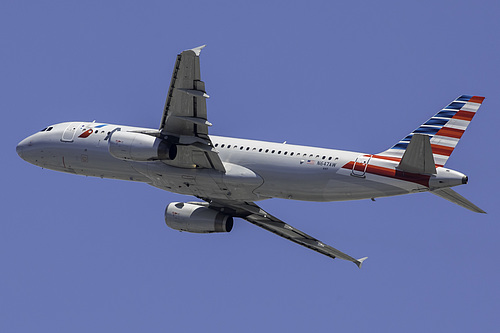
[{"left": 17, "top": 121, "right": 466, "bottom": 203}]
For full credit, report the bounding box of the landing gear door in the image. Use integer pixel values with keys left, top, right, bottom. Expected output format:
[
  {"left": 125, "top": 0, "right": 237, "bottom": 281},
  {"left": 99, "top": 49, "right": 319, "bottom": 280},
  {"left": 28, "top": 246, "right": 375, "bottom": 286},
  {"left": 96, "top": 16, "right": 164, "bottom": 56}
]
[{"left": 351, "top": 154, "right": 372, "bottom": 177}]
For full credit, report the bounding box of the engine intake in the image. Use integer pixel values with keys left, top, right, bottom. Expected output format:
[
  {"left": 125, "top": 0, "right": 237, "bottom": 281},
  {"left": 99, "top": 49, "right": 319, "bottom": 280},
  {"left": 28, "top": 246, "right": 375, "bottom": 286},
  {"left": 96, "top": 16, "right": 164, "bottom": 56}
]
[
  {"left": 165, "top": 202, "right": 233, "bottom": 233},
  {"left": 108, "top": 131, "right": 177, "bottom": 161}
]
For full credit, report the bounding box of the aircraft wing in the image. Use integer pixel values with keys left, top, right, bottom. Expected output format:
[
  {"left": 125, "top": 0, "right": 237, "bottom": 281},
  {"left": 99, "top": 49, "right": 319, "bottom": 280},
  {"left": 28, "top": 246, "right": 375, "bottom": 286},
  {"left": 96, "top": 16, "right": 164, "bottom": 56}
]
[
  {"left": 158, "top": 45, "right": 225, "bottom": 172},
  {"left": 208, "top": 200, "right": 368, "bottom": 268}
]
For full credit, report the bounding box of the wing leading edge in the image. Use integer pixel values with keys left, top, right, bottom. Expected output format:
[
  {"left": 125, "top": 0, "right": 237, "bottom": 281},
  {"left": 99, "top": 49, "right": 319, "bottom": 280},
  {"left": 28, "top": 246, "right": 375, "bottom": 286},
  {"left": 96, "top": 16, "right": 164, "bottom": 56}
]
[{"left": 208, "top": 201, "right": 368, "bottom": 268}]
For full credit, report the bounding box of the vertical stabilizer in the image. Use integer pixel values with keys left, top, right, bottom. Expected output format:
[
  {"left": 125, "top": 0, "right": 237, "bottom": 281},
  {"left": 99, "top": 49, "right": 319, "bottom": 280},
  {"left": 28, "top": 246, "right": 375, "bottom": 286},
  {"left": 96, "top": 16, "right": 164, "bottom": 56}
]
[{"left": 379, "top": 95, "right": 485, "bottom": 167}]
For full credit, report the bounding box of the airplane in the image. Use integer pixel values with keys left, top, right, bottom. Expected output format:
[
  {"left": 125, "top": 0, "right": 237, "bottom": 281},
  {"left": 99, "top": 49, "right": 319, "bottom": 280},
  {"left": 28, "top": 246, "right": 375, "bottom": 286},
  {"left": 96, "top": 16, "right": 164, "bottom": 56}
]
[{"left": 16, "top": 45, "right": 486, "bottom": 268}]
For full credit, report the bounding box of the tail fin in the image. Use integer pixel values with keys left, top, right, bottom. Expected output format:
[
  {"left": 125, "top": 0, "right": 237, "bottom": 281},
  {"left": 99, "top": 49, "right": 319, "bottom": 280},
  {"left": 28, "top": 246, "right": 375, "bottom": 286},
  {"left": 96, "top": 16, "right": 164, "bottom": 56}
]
[{"left": 379, "top": 95, "right": 485, "bottom": 167}]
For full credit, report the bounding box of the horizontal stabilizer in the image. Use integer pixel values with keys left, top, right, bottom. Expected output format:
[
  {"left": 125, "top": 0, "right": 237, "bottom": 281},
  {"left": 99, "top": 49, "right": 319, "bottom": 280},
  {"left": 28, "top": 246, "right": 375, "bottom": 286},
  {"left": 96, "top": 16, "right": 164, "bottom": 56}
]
[
  {"left": 397, "top": 134, "right": 437, "bottom": 174},
  {"left": 430, "top": 188, "right": 486, "bottom": 213}
]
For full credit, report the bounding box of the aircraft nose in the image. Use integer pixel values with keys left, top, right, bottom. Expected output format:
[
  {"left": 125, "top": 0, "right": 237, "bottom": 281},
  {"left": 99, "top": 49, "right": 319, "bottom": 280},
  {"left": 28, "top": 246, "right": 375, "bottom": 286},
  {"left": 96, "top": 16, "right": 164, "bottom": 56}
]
[
  {"left": 16, "top": 138, "right": 27, "bottom": 159},
  {"left": 16, "top": 136, "right": 36, "bottom": 161}
]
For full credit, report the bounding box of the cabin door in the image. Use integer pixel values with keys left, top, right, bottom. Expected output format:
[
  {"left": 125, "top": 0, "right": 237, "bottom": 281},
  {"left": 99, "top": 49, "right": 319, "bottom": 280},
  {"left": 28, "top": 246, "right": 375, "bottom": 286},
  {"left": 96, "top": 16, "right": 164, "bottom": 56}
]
[
  {"left": 351, "top": 154, "right": 372, "bottom": 177},
  {"left": 61, "top": 123, "right": 81, "bottom": 142}
]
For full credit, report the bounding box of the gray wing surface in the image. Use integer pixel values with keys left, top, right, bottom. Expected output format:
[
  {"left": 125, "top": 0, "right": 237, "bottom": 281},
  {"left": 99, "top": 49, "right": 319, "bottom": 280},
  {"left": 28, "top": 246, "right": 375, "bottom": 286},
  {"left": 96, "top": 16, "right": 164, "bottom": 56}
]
[
  {"left": 430, "top": 188, "right": 486, "bottom": 213},
  {"left": 159, "top": 45, "right": 225, "bottom": 172},
  {"left": 208, "top": 200, "right": 368, "bottom": 268}
]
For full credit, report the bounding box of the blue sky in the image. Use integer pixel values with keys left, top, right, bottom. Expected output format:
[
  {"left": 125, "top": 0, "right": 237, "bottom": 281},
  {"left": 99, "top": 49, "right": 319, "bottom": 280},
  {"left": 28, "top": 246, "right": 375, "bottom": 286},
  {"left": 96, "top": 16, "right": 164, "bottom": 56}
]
[{"left": 2, "top": 0, "right": 499, "bottom": 331}]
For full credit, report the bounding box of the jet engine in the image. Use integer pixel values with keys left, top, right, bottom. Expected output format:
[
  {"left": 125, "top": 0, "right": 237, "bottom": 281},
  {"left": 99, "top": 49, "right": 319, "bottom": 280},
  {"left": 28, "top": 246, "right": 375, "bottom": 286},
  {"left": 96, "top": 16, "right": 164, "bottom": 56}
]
[
  {"left": 165, "top": 202, "right": 233, "bottom": 233},
  {"left": 108, "top": 131, "right": 177, "bottom": 161}
]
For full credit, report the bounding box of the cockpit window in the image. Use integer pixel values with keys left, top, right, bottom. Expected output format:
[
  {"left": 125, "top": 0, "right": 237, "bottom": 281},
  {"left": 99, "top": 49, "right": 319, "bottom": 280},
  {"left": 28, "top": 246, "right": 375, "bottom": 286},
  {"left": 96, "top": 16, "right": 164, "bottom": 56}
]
[
  {"left": 46, "top": 127, "right": 53, "bottom": 131},
  {"left": 40, "top": 127, "right": 47, "bottom": 132}
]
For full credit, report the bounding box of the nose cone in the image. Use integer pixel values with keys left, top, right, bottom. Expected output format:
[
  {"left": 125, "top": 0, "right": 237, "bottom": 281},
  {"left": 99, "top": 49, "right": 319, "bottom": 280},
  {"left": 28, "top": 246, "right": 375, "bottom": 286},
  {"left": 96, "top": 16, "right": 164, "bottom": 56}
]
[
  {"left": 16, "top": 138, "right": 29, "bottom": 159},
  {"left": 16, "top": 135, "right": 39, "bottom": 163}
]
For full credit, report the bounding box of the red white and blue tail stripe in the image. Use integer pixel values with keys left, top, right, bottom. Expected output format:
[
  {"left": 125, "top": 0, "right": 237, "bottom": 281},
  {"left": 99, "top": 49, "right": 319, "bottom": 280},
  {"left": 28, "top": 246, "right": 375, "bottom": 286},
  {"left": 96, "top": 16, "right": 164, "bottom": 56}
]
[{"left": 378, "top": 95, "right": 485, "bottom": 167}]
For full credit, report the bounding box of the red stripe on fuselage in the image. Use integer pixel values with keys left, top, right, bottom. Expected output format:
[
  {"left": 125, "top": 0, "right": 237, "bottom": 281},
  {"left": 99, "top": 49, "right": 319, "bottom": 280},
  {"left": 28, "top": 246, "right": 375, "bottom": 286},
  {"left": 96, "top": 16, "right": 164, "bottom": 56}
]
[
  {"left": 371, "top": 155, "right": 402, "bottom": 162},
  {"left": 342, "top": 161, "right": 430, "bottom": 187}
]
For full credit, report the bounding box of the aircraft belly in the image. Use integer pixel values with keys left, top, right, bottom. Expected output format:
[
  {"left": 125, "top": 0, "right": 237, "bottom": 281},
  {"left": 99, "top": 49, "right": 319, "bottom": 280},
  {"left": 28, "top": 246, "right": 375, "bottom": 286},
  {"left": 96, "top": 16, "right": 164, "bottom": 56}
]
[
  {"left": 30, "top": 139, "right": 149, "bottom": 182},
  {"left": 250, "top": 162, "right": 419, "bottom": 202},
  {"left": 135, "top": 161, "right": 263, "bottom": 201}
]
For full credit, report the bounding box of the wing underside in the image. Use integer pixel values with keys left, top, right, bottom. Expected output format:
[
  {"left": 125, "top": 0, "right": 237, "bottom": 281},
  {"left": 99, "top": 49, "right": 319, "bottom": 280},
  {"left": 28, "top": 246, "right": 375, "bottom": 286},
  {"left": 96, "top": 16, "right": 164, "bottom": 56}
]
[{"left": 208, "top": 200, "right": 367, "bottom": 268}]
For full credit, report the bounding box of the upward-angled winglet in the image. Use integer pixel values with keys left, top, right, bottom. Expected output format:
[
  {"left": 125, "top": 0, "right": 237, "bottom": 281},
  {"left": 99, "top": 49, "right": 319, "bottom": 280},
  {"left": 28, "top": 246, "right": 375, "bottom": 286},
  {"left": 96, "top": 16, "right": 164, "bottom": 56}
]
[
  {"left": 189, "top": 45, "right": 206, "bottom": 56},
  {"left": 356, "top": 257, "right": 368, "bottom": 269}
]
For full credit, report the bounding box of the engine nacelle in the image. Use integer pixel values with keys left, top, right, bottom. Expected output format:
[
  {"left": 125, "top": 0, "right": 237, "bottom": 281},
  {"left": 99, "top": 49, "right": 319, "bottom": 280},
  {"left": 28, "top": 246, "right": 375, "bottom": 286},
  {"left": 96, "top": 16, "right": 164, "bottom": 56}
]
[
  {"left": 165, "top": 202, "right": 233, "bottom": 233},
  {"left": 108, "top": 131, "right": 177, "bottom": 161}
]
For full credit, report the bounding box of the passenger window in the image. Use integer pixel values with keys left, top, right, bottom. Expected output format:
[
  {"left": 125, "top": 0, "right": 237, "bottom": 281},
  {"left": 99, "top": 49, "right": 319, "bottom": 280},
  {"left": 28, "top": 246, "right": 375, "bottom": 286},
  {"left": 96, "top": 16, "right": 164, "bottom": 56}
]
[
  {"left": 290, "top": 152, "right": 294, "bottom": 156},
  {"left": 284, "top": 152, "right": 288, "bottom": 155},
  {"left": 215, "top": 143, "right": 219, "bottom": 147},
  {"left": 227, "top": 145, "right": 231, "bottom": 148},
  {"left": 221, "top": 144, "right": 225, "bottom": 148},
  {"left": 240, "top": 146, "right": 243, "bottom": 150},
  {"left": 259, "top": 148, "right": 263, "bottom": 152},
  {"left": 246, "top": 147, "right": 250, "bottom": 150},
  {"left": 265, "top": 149, "right": 269, "bottom": 153},
  {"left": 322, "top": 156, "right": 326, "bottom": 159},
  {"left": 328, "top": 156, "right": 332, "bottom": 160}
]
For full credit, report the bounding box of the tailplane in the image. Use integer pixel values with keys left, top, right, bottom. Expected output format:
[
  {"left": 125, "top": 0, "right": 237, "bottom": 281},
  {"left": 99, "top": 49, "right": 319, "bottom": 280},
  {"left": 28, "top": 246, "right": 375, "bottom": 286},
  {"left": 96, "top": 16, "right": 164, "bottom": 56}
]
[
  {"left": 379, "top": 95, "right": 485, "bottom": 167},
  {"left": 430, "top": 188, "right": 486, "bottom": 214}
]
